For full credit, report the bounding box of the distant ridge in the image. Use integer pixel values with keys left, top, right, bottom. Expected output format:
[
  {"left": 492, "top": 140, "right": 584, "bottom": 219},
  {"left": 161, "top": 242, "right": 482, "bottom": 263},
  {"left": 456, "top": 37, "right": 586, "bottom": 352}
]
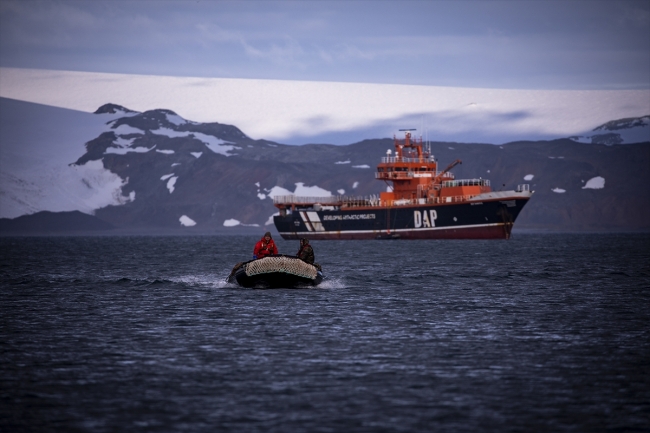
[
  {"left": 594, "top": 115, "right": 650, "bottom": 132},
  {"left": 0, "top": 211, "right": 114, "bottom": 234},
  {"left": 569, "top": 115, "right": 650, "bottom": 145},
  {"left": 94, "top": 103, "right": 138, "bottom": 115}
]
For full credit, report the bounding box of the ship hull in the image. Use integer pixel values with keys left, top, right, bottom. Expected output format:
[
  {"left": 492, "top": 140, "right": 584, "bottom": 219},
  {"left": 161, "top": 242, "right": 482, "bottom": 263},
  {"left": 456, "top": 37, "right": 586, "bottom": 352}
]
[{"left": 274, "top": 197, "right": 530, "bottom": 240}]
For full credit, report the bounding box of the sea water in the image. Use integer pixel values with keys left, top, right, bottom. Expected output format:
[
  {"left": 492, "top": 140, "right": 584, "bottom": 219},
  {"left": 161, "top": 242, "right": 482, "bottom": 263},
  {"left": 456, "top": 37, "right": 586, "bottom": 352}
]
[{"left": 1, "top": 234, "right": 649, "bottom": 432}]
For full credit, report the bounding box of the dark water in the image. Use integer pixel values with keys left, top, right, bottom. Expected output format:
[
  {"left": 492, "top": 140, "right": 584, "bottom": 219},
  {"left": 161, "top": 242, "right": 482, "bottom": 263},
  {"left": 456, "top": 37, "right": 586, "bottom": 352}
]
[{"left": 1, "top": 234, "right": 649, "bottom": 432}]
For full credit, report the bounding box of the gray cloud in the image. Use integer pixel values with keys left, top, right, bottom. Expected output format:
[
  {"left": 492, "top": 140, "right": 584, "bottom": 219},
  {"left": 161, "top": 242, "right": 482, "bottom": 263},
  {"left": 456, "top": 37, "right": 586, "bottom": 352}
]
[{"left": 0, "top": 0, "right": 648, "bottom": 89}]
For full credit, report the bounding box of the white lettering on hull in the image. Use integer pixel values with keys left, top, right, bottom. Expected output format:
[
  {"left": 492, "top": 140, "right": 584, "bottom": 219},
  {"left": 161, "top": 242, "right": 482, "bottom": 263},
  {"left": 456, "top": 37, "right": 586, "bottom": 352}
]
[
  {"left": 322, "top": 214, "right": 376, "bottom": 221},
  {"left": 414, "top": 210, "right": 437, "bottom": 228}
]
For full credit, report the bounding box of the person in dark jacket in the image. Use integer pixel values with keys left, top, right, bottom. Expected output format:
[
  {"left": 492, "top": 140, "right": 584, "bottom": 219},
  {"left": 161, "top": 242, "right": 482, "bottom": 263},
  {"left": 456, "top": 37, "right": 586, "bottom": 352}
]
[
  {"left": 296, "top": 238, "right": 315, "bottom": 264},
  {"left": 253, "top": 232, "right": 278, "bottom": 259}
]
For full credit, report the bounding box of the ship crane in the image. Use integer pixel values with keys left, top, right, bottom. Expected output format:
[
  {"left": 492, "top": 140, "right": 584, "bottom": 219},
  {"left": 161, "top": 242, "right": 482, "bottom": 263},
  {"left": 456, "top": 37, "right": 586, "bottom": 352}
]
[
  {"left": 427, "top": 159, "right": 462, "bottom": 197},
  {"left": 433, "top": 159, "right": 462, "bottom": 185}
]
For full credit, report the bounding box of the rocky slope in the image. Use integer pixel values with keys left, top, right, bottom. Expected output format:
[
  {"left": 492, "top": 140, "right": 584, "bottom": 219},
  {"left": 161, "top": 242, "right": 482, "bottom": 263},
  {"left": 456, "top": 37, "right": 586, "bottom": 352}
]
[{"left": 2, "top": 102, "right": 649, "bottom": 234}]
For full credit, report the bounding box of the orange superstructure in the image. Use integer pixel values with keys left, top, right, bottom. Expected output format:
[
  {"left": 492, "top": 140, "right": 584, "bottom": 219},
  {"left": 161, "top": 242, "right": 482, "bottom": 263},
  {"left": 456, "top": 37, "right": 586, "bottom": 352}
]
[{"left": 376, "top": 131, "right": 491, "bottom": 205}]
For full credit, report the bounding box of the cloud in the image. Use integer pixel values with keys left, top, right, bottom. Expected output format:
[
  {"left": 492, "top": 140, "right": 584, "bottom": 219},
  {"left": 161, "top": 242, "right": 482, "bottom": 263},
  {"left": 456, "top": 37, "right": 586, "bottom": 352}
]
[{"left": 1, "top": 1, "right": 648, "bottom": 89}]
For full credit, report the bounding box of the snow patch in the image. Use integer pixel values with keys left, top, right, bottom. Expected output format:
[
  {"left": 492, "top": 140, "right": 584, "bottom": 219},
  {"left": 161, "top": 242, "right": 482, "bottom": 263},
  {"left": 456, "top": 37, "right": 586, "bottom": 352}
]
[
  {"left": 112, "top": 124, "right": 144, "bottom": 135},
  {"left": 265, "top": 212, "right": 279, "bottom": 226},
  {"left": 223, "top": 218, "right": 259, "bottom": 227},
  {"left": 223, "top": 219, "right": 240, "bottom": 227},
  {"left": 552, "top": 188, "right": 566, "bottom": 193},
  {"left": 113, "top": 136, "right": 135, "bottom": 146},
  {"left": 105, "top": 145, "right": 154, "bottom": 155},
  {"left": 179, "top": 215, "right": 196, "bottom": 227},
  {"left": 150, "top": 127, "right": 189, "bottom": 138},
  {"left": 353, "top": 182, "right": 359, "bottom": 189},
  {"left": 266, "top": 183, "right": 332, "bottom": 198},
  {"left": 156, "top": 149, "right": 175, "bottom": 154},
  {"left": 166, "top": 113, "right": 187, "bottom": 126},
  {"left": 166, "top": 176, "right": 178, "bottom": 193},
  {"left": 160, "top": 173, "right": 175, "bottom": 181},
  {"left": 171, "top": 163, "right": 181, "bottom": 167},
  {"left": 582, "top": 176, "right": 605, "bottom": 189},
  {"left": 353, "top": 165, "right": 370, "bottom": 169},
  {"left": 524, "top": 174, "right": 534, "bottom": 181},
  {"left": 294, "top": 182, "right": 332, "bottom": 197},
  {"left": 257, "top": 193, "right": 266, "bottom": 200},
  {"left": 267, "top": 186, "right": 293, "bottom": 198},
  {"left": 198, "top": 133, "right": 240, "bottom": 156},
  {"left": 335, "top": 160, "right": 351, "bottom": 164},
  {"left": 150, "top": 127, "right": 239, "bottom": 156},
  {"left": 337, "top": 189, "right": 345, "bottom": 194},
  {"left": 190, "top": 152, "right": 202, "bottom": 158}
]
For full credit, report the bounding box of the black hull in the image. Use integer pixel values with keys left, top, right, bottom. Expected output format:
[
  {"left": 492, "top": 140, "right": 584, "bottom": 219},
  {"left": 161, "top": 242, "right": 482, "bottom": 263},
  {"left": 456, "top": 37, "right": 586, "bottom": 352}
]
[
  {"left": 230, "top": 270, "right": 323, "bottom": 288},
  {"left": 227, "top": 256, "right": 324, "bottom": 288},
  {"left": 274, "top": 196, "right": 530, "bottom": 240}
]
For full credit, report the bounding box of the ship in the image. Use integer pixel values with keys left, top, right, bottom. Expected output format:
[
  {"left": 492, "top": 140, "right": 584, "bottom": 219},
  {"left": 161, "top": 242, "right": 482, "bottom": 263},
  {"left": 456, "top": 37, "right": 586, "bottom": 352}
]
[{"left": 273, "top": 130, "right": 533, "bottom": 240}]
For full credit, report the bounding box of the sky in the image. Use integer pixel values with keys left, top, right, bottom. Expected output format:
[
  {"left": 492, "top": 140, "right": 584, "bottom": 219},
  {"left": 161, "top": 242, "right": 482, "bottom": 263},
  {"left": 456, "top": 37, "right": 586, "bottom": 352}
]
[{"left": 1, "top": 0, "right": 649, "bottom": 90}]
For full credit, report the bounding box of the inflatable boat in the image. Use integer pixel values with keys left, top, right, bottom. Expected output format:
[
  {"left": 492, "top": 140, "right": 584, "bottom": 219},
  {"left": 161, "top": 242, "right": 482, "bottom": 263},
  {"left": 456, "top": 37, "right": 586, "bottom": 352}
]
[{"left": 227, "top": 255, "right": 324, "bottom": 288}]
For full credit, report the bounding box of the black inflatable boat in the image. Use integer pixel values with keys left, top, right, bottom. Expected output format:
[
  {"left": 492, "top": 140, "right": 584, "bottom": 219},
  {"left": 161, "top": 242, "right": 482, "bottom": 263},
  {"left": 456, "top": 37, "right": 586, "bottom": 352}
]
[{"left": 227, "top": 255, "right": 324, "bottom": 288}]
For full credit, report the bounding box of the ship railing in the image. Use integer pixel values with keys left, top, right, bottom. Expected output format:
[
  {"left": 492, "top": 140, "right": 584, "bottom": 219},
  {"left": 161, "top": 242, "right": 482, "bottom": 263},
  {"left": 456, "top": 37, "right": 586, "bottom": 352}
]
[
  {"left": 374, "top": 194, "right": 481, "bottom": 207},
  {"left": 341, "top": 195, "right": 476, "bottom": 207},
  {"left": 442, "top": 178, "right": 490, "bottom": 187},
  {"left": 381, "top": 156, "right": 435, "bottom": 164},
  {"left": 516, "top": 184, "right": 530, "bottom": 192},
  {"left": 274, "top": 194, "right": 383, "bottom": 208},
  {"left": 375, "top": 171, "right": 456, "bottom": 180},
  {"left": 274, "top": 193, "right": 487, "bottom": 208},
  {"left": 273, "top": 195, "right": 342, "bottom": 205}
]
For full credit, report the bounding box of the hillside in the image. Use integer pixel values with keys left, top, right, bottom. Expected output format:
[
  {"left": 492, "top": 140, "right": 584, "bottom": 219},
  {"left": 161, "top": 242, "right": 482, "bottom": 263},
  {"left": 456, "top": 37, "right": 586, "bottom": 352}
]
[{"left": 1, "top": 99, "right": 648, "bottom": 234}]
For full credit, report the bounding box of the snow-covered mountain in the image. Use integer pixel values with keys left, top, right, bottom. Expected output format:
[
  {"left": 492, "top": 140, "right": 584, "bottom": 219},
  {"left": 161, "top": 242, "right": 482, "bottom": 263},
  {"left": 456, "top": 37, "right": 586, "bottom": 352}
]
[
  {"left": 569, "top": 115, "right": 650, "bottom": 145},
  {"left": 1, "top": 97, "right": 649, "bottom": 232},
  {"left": 0, "top": 97, "right": 337, "bottom": 225},
  {"left": 0, "top": 98, "right": 139, "bottom": 219}
]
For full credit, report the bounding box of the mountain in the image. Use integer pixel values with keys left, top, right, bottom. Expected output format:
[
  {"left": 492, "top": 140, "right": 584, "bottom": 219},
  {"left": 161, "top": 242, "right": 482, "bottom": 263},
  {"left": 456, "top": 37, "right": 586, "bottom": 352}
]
[
  {"left": 569, "top": 115, "right": 650, "bottom": 145},
  {"left": 1, "top": 98, "right": 649, "bottom": 234},
  {"left": 0, "top": 211, "right": 114, "bottom": 234},
  {"left": 0, "top": 98, "right": 139, "bottom": 219}
]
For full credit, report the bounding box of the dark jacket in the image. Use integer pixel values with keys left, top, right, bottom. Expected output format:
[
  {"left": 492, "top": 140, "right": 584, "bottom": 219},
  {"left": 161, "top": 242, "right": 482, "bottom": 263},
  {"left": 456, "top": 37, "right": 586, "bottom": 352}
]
[{"left": 297, "top": 242, "right": 315, "bottom": 264}]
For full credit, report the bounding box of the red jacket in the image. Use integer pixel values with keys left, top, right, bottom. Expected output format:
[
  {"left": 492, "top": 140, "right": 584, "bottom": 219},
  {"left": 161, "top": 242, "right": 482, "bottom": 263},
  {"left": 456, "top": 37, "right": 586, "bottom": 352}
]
[{"left": 253, "top": 238, "right": 278, "bottom": 258}]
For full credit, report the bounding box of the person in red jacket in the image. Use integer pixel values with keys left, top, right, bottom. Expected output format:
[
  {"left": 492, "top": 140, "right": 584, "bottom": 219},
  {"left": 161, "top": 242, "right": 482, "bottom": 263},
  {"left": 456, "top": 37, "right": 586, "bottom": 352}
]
[{"left": 253, "top": 232, "right": 278, "bottom": 259}]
